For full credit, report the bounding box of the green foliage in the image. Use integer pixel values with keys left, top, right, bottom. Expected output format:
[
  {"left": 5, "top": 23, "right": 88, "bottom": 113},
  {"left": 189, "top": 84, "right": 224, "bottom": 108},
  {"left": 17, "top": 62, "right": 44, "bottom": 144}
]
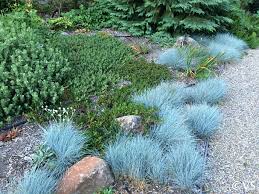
[
  {"left": 117, "top": 59, "right": 172, "bottom": 90},
  {"left": 48, "top": 16, "right": 73, "bottom": 30},
  {"left": 96, "top": 187, "right": 114, "bottom": 194},
  {"left": 51, "top": 34, "right": 171, "bottom": 151},
  {"left": 0, "top": 0, "right": 16, "bottom": 12},
  {"left": 149, "top": 32, "right": 176, "bottom": 48},
  {"left": 4, "top": 8, "right": 44, "bottom": 29},
  {"left": 62, "top": 2, "right": 110, "bottom": 30},
  {"left": 106, "top": 0, "right": 233, "bottom": 36},
  {"left": 229, "top": 5, "right": 259, "bottom": 48},
  {"left": 0, "top": 13, "right": 69, "bottom": 126},
  {"left": 52, "top": 34, "right": 133, "bottom": 102}
]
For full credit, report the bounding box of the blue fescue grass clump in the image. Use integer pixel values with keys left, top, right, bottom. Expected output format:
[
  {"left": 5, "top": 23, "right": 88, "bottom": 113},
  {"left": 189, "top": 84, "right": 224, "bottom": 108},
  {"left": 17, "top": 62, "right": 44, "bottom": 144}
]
[
  {"left": 157, "top": 46, "right": 208, "bottom": 70},
  {"left": 157, "top": 48, "right": 183, "bottom": 69},
  {"left": 165, "top": 143, "right": 205, "bottom": 190},
  {"left": 42, "top": 121, "right": 86, "bottom": 177},
  {"left": 151, "top": 122, "right": 195, "bottom": 149},
  {"left": 151, "top": 108, "right": 196, "bottom": 148},
  {"left": 208, "top": 41, "right": 242, "bottom": 62},
  {"left": 132, "top": 82, "right": 186, "bottom": 109},
  {"left": 15, "top": 169, "right": 57, "bottom": 194},
  {"left": 186, "top": 78, "right": 227, "bottom": 104},
  {"left": 185, "top": 104, "right": 222, "bottom": 139},
  {"left": 105, "top": 135, "right": 166, "bottom": 183},
  {"left": 206, "top": 33, "right": 248, "bottom": 63},
  {"left": 214, "top": 33, "right": 249, "bottom": 51}
]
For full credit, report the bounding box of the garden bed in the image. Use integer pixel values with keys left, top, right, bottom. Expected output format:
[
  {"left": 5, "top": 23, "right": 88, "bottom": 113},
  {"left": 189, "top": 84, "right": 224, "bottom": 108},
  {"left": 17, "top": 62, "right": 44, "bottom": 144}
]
[{"left": 0, "top": 1, "right": 258, "bottom": 193}]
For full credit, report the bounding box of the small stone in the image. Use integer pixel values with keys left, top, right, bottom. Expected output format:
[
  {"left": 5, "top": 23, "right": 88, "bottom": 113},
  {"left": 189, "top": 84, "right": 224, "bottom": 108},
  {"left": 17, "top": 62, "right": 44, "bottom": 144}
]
[
  {"left": 23, "top": 156, "right": 32, "bottom": 162},
  {"left": 61, "top": 32, "right": 70, "bottom": 36},
  {"left": 174, "top": 36, "right": 199, "bottom": 47},
  {"left": 117, "top": 80, "right": 132, "bottom": 89},
  {"left": 0, "top": 141, "right": 4, "bottom": 147},
  {"left": 57, "top": 156, "right": 114, "bottom": 194},
  {"left": 116, "top": 115, "right": 142, "bottom": 133}
]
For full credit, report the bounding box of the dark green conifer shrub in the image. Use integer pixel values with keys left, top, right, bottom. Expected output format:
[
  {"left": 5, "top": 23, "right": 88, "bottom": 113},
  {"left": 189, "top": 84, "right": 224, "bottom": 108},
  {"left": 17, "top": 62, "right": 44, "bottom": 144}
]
[{"left": 106, "top": 0, "right": 233, "bottom": 36}]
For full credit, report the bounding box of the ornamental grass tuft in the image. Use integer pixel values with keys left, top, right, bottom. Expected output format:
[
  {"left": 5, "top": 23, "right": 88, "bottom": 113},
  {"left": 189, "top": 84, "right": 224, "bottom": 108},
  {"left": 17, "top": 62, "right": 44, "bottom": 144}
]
[
  {"left": 41, "top": 121, "right": 86, "bottom": 177},
  {"left": 185, "top": 104, "right": 222, "bottom": 139},
  {"left": 105, "top": 135, "right": 166, "bottom": 183},
  {"left": 165, "top": 143, "right": 205, "bottom": 190},
  {"left": 132, "top": 82, "right": 186, "bottom": 109},
  {"left": 185, "top": 78, "right": 227, "bottom": 104},
  {"left": 15, "top": 169, "right": 57, "bottom": 194}
]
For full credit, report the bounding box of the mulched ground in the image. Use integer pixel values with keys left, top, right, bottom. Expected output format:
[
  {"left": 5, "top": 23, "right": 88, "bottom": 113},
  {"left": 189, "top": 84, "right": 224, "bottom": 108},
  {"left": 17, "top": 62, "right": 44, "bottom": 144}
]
[
  {"left": 0, "top": 124, "right": 42, "bottom": 193},
  {"left": 113, "top": 178, "right": 193, "bottom": 194}
]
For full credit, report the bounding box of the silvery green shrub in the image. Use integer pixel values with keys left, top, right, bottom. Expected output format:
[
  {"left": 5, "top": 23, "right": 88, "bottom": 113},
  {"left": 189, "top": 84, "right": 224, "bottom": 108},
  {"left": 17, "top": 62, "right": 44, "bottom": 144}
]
[{"left": 0, "top": 16, "right": 69, "bottom": 126}]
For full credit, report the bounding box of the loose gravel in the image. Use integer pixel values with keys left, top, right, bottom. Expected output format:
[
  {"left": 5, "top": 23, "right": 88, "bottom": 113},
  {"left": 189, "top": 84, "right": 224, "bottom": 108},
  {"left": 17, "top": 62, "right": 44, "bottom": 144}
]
[
  {"left": 0, "top": 124, "right": 42, "bottom": 193},
  {"left": 205, "top": 49, "right": 259, "bottom": 193}
]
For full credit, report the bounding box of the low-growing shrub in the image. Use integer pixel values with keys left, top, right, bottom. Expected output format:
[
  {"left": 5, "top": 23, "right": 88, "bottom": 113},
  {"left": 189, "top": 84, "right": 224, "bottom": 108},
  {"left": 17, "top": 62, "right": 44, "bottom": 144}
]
[
  {"left": 132, "top": 82, "right": 185, "bottom": 110},
  {"left": 116, "top": 59, "right": 172, "bottom": 90},
  {"left": 15, "top": 169, "right": 57, "bottom": 194},
  {"left": 34, "top": 121, "right": 86, "bottom": 177},
  {"left": 0, "top": 14, "right": 69, "bottom": 126},
  {"left": 186, "top": 78, "right": 227, "bottom": 104},
  {"left": 52, "top": 34, "right": 133, "bottom": 102},
  {"left": 185, "top": 104, "right": 222, "bottom": 139},
  {"left": 48, "top": 16, "right": 73, "bottom": 30},
  {"left": 105, "top": 135, "right": 166, "bottom": 183},
  {"left": 165, "top": 143, "right": 205, "bottom": 190},
  {"left": 62, "top": 2, "right": 110, "bottom": 30},
  {"left": 80, "top": 60, "right": 171, "bottom": 151},
  {"left": 149, "top": 32, "right": 176, "bottom": 48}
]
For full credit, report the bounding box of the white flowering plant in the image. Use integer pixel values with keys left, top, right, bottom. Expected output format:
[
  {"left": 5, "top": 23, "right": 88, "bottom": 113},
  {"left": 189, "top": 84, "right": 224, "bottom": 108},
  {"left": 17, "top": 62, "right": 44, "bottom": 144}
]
[{"left": 42, "top": 106, "right": 76, "bottom": 123}]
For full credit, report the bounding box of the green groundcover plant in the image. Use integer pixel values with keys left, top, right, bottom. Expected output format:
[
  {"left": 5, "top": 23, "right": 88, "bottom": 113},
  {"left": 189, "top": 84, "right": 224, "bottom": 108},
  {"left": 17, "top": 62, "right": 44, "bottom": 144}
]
[{"left": 50, "top": 33, "right": 172, "bottom": 151}]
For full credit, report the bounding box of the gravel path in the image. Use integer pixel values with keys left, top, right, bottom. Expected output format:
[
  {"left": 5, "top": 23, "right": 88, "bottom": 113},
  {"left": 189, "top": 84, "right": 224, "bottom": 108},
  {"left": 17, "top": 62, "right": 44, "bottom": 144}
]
[
  {"left": 0, "top": 124, "right": 42, "bottom": 193},
  {"left": 206, "top": 49, "right": 259, "bottom": 193}
]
